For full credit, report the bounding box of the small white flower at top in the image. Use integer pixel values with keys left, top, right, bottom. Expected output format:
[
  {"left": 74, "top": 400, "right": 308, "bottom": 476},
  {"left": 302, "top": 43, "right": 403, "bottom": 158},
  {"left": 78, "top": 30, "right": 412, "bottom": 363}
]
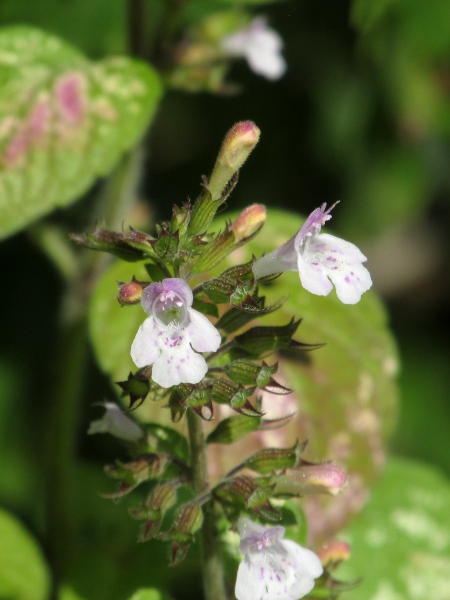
[
  {"left": 235, "top": 516, "right": 323, "bottom": 600},
  {"left": 252, "top": 202, "right": 372, "bottom": 304},
  {"left": 131, "top": 278, "right": 221, "bottom": 388},
  {"left": 221, "top": 17, "right": 286, "bottom": 81}
]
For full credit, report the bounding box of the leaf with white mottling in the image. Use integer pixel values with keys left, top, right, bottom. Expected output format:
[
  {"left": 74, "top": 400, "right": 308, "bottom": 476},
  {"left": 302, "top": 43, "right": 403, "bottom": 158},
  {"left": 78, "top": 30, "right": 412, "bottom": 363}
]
[
  {"left": 0, "top": 26, "right": 162, "bottom": 239},
  {"left": 337, "top": 457, "right": 450, "bottom": 600}
]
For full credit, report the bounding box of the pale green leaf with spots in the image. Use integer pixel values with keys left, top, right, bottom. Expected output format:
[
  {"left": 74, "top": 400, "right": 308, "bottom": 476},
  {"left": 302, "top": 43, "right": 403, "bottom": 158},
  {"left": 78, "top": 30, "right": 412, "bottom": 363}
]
[
  {"left": 0, "top": 507, "right": 51, "bottom": 600},
  {"left": 0, "top": 25, "right": 162, "bottom": 239},
  {"left": 337, "top": 457, "right": 450, "bottom": 600}
]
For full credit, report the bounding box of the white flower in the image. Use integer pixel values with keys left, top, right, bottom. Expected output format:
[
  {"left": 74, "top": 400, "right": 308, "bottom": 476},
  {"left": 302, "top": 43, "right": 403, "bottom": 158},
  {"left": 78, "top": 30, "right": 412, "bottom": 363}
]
[
  {"left": 131, "top": 278, "right": 221, "bottom": 388},
  {"left": 87, "top": 402, "right": 143, "bottom": 442},
  {"left": 221, "top": 17, "right": 286, "bottom": 81},
  {"left": 252, "top": 203, "right": 372, "bottom": 304},
  {"left": 235, "top": 517, "right": 323, "bottom": 600}
]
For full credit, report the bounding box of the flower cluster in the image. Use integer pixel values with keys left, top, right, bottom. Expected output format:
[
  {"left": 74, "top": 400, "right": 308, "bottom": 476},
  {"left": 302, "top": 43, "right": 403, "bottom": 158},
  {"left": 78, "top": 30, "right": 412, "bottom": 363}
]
[{"left": 82, "top": 121, "right": 365, "bottom": 599}]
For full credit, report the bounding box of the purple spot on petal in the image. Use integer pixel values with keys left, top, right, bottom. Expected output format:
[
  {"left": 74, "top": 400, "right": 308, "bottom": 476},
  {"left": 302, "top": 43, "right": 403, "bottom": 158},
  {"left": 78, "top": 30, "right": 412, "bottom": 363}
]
[
  {"left": 327, "top": 256, "right": 336, "bottom": 262},
  {"left": 345, "top": 276, "right": 351, "bottom": 283}
]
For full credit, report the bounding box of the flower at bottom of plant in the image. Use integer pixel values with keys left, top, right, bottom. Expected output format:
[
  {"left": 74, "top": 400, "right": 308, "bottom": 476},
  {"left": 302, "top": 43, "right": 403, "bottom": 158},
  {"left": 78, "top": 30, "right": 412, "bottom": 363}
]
[
  {"left": 252, "top": 202, "right": 372, "bottom": 304},
  {"left": 87, "top": 402, "right": 143, "bottom": 442},
  {"left": 235, "top": 516, "right": 323, "bottom": 600},
  {"left": 221, "top": 17, "right": 286, "bottom": 81},
  {"left": 131, "top": 278, "right": 221, "bottom": 388}
]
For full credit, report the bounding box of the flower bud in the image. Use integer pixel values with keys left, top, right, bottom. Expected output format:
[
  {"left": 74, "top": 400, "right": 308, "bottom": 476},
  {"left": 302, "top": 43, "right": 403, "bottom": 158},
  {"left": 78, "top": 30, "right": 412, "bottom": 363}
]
[
  {"left": 317, "top": 541, "right": 351, "bottom": 567},
  {"left": 271, "top": 463, "right": 348, "bottom": 497},
  {"left": 117, "top": 277, "right": 147, "bottom": 306},
  {"left": 208, "top": 121, "right": 260, "bottom": 201},
  {"left": 87, "top": 402, "right": 143, "bottom": 442},
  {"left": 231, "top": 203, "right": 266, "bottom": 242}
]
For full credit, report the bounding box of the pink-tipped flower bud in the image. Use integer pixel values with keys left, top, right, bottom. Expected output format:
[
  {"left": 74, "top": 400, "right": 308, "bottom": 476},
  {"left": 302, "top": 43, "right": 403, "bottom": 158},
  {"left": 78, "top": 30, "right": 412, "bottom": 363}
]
[
  {"left": 208, "top": 121, "right": 260, "bottom": 200},
  {"left": 317, "top": 541, "right": 351, "bottom": 567},
  {"left": 231, "top": 203, "right": 266, "bottom": 242},
  {"left": 117, "top": 277, "right": 147, "bottom": 306},
  {"left": 272, "top": 463, "right": 348, "bottom": 497}
]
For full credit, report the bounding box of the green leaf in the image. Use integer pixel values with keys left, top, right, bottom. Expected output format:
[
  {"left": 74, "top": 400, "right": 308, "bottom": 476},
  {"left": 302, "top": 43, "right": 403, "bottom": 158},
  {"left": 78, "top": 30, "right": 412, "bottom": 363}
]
[
  {"left": 0, "top": 508, "right": 50, "bottom": 600},
  {"left": 0, "top": 25, "right": 162, "bottom": 239},
  {"left": 337, "top": 457, "right": 450, "bottom": 600},
  {"left": 144, "top": 423, "right": 190, "bottom": 462}
]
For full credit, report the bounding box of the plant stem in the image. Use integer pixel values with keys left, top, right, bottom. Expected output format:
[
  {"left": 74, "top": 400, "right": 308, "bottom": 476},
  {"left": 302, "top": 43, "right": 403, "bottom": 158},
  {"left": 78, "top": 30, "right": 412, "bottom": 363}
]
[{"left": 187, "top": 410, "right": 227, "bottom": 600}]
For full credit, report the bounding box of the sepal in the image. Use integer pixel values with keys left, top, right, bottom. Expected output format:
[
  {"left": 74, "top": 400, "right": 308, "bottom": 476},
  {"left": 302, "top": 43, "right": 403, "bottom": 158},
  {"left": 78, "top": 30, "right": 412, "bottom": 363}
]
[
  {"left": 210, "top": 380, "right": 262, "bottom": 416},
  {"left": 234, "top": 319, "right": 301, "bottom": 356},
  {"left": 103, "top": 453, "right": 169, "bottom": 499},
  {"left": 242, "top": 442, "right": 302, "bottom": 474},
  {"left": 221, "top": 360, "right": 292, "bottom": 394},
  {"left": 215, "top": 475, "right": 280, "bottom": 521},
  {"left": 206, "top": 414, "right": 261, "bottom": 444},
  {"left": 71, "top": 226, "right": 158, "bottom": 262},
  {"left": 169, "top": 384, "right": 214, "bottom": 421},
  {"left": 150, "top": 228, "right": 180, "bottom": 261},
  {"left": 116, "top": 367, "right": 153, "bottom": 409},
  {"left": 129, "top": 483, "right": 178, "bottom": 541},
  {"left": 164, "top": 503, "right": 204, "bottom": 565}
]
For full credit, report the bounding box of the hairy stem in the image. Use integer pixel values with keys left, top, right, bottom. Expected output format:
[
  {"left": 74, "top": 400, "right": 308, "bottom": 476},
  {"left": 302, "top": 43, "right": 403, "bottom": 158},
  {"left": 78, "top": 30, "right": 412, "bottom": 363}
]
[{"left": 187, "top": 410, "right": 227, "bottom": 600}]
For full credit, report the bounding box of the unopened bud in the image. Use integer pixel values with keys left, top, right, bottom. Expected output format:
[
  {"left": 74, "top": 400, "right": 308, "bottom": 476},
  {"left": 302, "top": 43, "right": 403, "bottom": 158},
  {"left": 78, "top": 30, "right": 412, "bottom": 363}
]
[
  {"left": 272, "top": 464, "right": 348, "bottom": 497},
  {"left": 209, "top": 121, "right": 260, "bottom": 200},
  {"left": 117, "top": 277, "right": 147, "bottom": 306},
  {"left": 317, "top": 541, "right": 351, "bottom": 567},
  {"left": 87, "top": 402, "right": 143, "bottom": 442},
  {"left": 231, "top": 204, "right": 266, "bottom": 242}
]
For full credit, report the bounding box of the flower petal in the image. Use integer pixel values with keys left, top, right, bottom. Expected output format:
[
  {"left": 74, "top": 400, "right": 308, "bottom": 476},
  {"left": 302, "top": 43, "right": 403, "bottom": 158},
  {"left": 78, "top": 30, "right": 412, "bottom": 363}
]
[
  {"left": 151, "top": 334, "right": 209, "bottom": 388},
  {"left": 299, "top": 233, "right": 372, "bottom": 303},
  {"left": 236, "top": 545, "right": 314, "bottom": 600},
  {"left": 130, "top": 317, "right": 162, "bottom": 368},
  {"left": 187, "top": 308, "right": 221, "bottom": 353},
  {"left": 221, "top": 17, "right": 286, "bottom": 81},
  {"left": 87, "top": 402, "right": 143, "bottom": 442},
  {"left": 245, "top": 31, "right": 286, "bottom": 80},
  {"left": 282, "top": 540, "right": 324, "bottom": 596}
]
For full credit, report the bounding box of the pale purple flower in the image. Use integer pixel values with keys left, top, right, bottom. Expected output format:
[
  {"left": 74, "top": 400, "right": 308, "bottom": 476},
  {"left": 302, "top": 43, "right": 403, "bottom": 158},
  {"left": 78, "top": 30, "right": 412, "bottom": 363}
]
[
  {"left": 221, "top": 17, "right": 286, "bottom": 81},
  {"left": 252, "top": 203, "right": 372, "bottom": 304},
  {"left": 131, "top": 278, "right": 221, "bottom": 388},
  {"left": 235, "top": 517, "right": 323, "bottom": 600},
  {"left": 87, "top": 402, "right": 143, "bottom": 442}
]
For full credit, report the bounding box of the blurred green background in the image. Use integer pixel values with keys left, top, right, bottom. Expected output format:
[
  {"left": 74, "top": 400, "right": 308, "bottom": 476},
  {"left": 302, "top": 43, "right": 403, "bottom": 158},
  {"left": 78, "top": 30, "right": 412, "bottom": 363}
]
[{"left": 0, "top": 0, "right": 449, "bottom": 599}]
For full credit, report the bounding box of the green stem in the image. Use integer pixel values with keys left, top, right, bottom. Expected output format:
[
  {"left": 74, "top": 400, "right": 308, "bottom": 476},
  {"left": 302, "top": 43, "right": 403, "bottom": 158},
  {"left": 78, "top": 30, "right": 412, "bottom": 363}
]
[{"left": 187, "top": 410, "right": 227, "bottom": 600}]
